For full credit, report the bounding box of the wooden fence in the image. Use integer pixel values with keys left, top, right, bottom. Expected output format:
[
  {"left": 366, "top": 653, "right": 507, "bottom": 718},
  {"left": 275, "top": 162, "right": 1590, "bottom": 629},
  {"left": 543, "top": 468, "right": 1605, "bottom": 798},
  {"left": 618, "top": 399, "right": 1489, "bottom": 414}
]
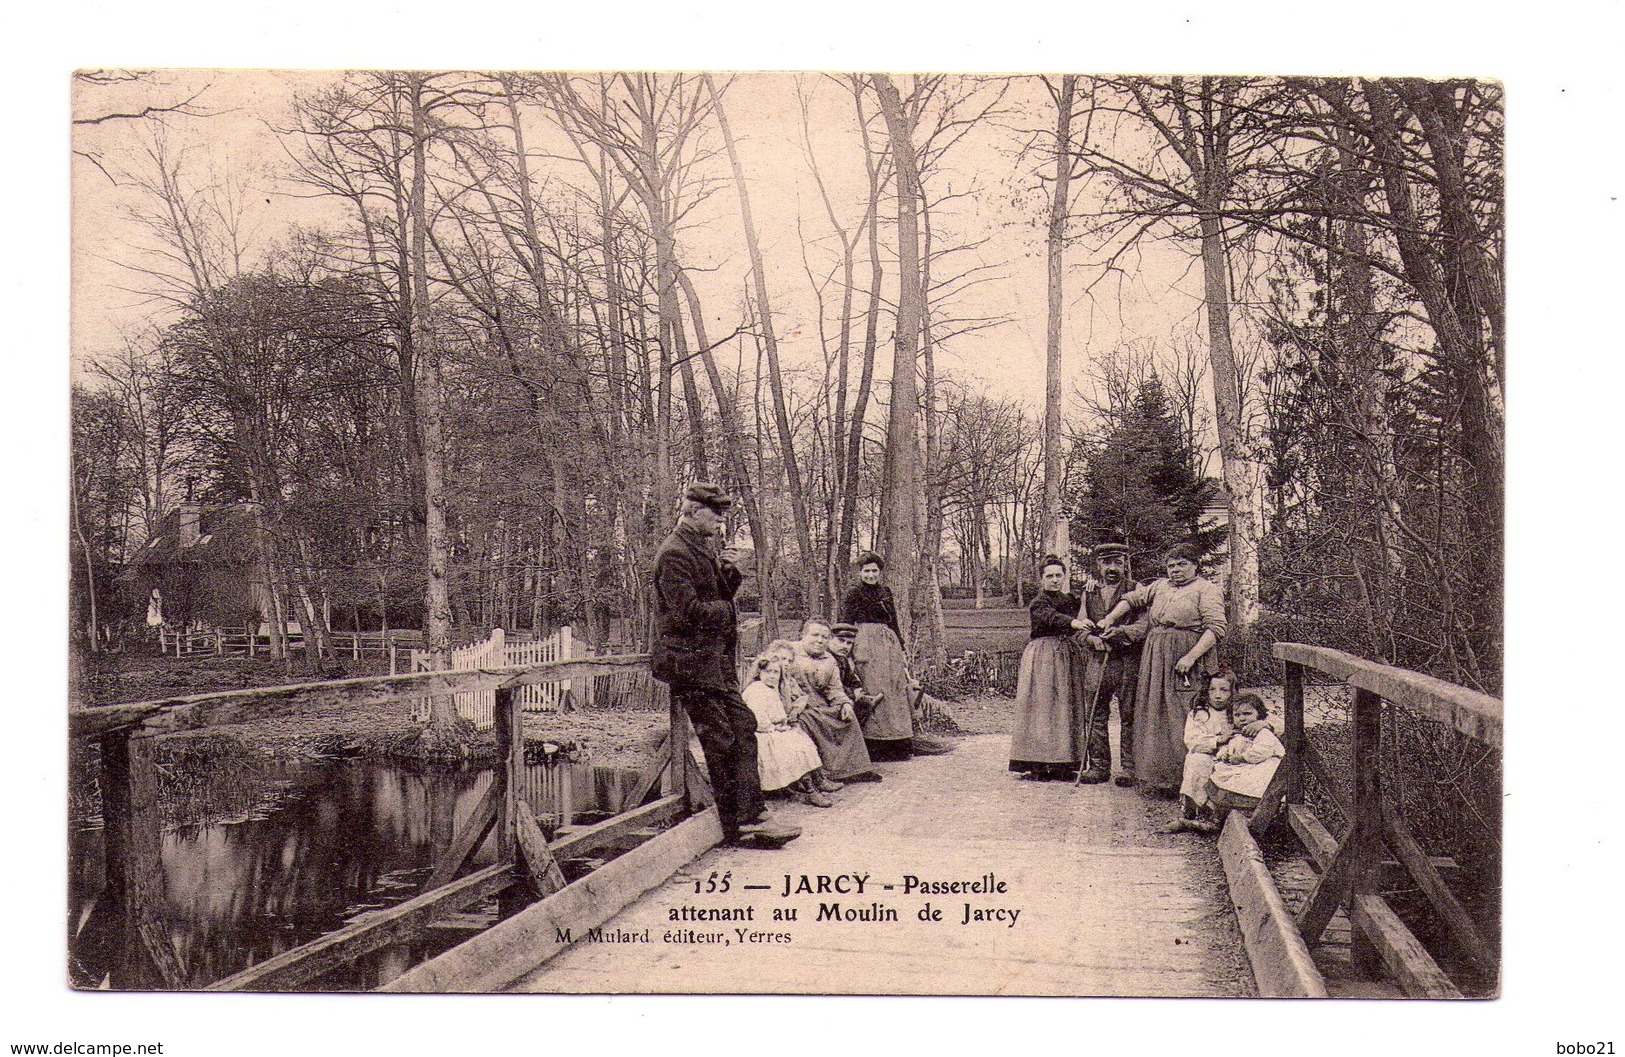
[
  {"left": 156, "top": 623, "right": 423, "bottom": 665},
  {"left": 70, "top": 653, "right": 714, "bottom": 992},
  {"left": 409, "top": 627, "right": 650, "bottom": 726},
  {"left": 1246, "top": 643, "right": 1502, "bottom": 997}
]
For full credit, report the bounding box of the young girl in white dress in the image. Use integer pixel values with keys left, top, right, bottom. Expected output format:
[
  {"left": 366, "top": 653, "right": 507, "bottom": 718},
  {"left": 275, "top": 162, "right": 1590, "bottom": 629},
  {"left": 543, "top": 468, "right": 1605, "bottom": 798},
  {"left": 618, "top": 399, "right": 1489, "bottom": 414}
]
[
  {"left": 743, "top": 643, "right": 834, "bottom": 807},
  {"left": 1159, "top": 669, "right": 1236, "bottom": 834},
  {"left": 1206, "top": 691, "right": 1285, "bottom": 822}
]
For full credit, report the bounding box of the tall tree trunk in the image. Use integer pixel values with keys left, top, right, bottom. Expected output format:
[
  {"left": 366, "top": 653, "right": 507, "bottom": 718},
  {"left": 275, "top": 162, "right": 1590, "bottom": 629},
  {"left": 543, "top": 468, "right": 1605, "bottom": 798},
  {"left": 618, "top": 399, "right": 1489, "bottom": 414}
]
[
  {"left": 915, "top": 175, "right": 947, "bottom": 671},
  {"left": 1196, "top": 210, "right": 1265, "bottom": 644},
  {"left": 670, "top": 295, "right": 710, "bottom": 477},
  {"left": 801, "top": 77, "right": 869, "bottom": 614},
  {"left": 293, "top": 534, "right": 333, "bottom": 662},
  {"left": 872, "top": 75, "right": 924, "bottom": 647},
  {"left": 408, "top": 77, "right": 456, "bottom": 725},
  {"left": 69, "top": 451, "right": 100, "bottom": 663},
  {"left": 678, "top": 269, "right": 780, "bottom": 640},
  {"left": 1359, "top": 77, "right": 1502, "bottom": 685},
  {"left": 1330, "top": 101, "right": 1405, "bottom": 660},
  {"left": 1043, "top": 75, "right": 1076, "bottom": 563},
  {"left": 707, "top": 76, "right": 818, "bottom": 611},
  {"left": 836, "top": 109, "right": 885, "bottom": 591}
]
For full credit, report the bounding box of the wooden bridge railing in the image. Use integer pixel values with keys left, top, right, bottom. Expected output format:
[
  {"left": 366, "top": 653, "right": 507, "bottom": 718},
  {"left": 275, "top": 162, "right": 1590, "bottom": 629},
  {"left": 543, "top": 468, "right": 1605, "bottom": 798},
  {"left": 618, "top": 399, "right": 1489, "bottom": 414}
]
[
  {"left": 1251, "top": 643, "right": 1502, "bottom": 997},
  {"left": 72, "top": 653, "right": 708, "bottom": 991}
]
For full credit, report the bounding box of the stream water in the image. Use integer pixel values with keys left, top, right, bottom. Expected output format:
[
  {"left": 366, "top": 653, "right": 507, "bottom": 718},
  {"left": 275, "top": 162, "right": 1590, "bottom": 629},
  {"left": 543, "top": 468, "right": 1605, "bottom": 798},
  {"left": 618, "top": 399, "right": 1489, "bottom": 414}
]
[{"left": 67, "top": 744, "right": 639, "bottom": 990}]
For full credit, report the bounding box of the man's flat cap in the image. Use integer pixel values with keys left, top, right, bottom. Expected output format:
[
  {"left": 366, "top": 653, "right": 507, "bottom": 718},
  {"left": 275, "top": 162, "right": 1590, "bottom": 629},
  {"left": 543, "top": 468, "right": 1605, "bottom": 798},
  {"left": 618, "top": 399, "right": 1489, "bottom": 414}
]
[
  {"left": 1092, "top": 542, "right": 1130, "bottom": 558},
  {"left": 685, "top": 481, "right": 734, "bottom": 512}
]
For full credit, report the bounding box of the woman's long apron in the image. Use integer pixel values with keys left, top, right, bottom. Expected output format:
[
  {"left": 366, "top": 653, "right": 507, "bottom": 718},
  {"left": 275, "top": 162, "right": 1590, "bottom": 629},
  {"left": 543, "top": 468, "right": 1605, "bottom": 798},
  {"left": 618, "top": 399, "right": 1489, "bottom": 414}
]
[
  {"left": 1133, "top": 625, "right": 1212, "bottom": 790},
  {"left": 1008, "top": 635, "right": 1087, "bottom": 770},
  {"left": 852, "top": 622, "right": 914, "bottom": 742}
]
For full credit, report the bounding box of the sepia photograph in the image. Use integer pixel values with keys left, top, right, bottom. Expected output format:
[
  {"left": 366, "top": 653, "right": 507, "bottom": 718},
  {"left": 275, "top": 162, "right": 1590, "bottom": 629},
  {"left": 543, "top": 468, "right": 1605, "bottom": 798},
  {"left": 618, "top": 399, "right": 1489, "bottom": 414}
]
[
  {"left": 64, "top": 67, "right": 1506, "bottom": 1003},
  {"left": 7, "top": 0, "right": 1619, "bottom": 1048}
]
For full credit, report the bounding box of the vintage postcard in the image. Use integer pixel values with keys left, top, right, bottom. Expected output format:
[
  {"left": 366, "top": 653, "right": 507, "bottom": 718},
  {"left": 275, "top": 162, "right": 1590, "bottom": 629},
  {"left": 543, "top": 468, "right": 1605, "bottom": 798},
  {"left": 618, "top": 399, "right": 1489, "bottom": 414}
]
[{"left": 65, "top": 69, "right": 1506, "bottom": 1010}]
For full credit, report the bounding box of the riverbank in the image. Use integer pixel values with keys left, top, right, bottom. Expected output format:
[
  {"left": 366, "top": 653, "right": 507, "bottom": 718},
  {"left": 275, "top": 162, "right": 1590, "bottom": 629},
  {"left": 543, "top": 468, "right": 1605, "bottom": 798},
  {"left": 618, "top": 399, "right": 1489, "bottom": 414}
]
[{"left": 81, "top": 654, "right": 1009, "bottom": 770}]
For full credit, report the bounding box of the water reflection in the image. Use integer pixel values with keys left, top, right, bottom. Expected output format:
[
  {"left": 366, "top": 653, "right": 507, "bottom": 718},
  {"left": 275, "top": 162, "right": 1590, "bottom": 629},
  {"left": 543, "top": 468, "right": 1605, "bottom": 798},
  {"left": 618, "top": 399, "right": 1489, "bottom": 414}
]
[{"left": 69, "top": 750, "right": 637, "bottom": 990}]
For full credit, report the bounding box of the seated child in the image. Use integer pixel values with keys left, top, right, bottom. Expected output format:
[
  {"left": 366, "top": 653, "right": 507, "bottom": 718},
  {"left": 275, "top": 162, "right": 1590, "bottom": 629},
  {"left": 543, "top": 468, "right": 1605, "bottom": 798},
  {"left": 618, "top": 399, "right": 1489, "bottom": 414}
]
[
  {"left": 742, "top": 643, "right": 837, "bottom": 808},
  {"left": 1205, "top": 690, "right": 1285, "bottom": 821},
  {"left": 1158, "top": 669, "right": 1236, "bottom": 834}
]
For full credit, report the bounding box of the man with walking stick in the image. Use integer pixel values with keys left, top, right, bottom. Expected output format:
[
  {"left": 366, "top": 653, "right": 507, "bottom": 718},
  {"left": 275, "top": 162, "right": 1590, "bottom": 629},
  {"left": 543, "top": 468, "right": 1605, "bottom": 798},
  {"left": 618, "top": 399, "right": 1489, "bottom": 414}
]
[{"left": 1075, "top": 541, "right": 1147, "bottom": 786}]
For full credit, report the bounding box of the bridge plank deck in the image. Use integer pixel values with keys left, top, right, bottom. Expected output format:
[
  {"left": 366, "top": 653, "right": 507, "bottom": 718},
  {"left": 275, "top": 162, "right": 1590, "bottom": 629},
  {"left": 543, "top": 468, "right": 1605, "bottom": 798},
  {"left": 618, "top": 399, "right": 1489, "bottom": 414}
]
[{"left": 505, "top": 735, "right": 1254, "bottom": 996}]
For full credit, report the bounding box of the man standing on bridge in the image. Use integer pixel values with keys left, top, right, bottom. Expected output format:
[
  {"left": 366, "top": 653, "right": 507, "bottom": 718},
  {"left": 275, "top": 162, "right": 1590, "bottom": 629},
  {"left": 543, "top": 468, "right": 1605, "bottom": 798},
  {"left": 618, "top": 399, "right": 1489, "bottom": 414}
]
[
  {"left": 1078, "top": 541, "right": 1148, "bottom": 786},
  {"left": 651, "top": 483, "right": 800, "bottom": 849}
]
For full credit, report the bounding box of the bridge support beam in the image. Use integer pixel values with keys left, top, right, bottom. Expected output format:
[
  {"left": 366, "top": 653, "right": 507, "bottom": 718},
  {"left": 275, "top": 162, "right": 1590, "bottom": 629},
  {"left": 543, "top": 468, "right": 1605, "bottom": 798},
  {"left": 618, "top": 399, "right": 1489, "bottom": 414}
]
[{"left": 97, "top": 730, "right": 183, "bottom": 988}]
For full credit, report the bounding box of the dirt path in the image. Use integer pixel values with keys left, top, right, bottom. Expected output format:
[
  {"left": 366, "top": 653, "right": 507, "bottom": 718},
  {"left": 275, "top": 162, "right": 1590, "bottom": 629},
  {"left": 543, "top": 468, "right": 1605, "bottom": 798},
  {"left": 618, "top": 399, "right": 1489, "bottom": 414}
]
[{"left": 510, "top": 734, "right": 1255, "bottom": 996}]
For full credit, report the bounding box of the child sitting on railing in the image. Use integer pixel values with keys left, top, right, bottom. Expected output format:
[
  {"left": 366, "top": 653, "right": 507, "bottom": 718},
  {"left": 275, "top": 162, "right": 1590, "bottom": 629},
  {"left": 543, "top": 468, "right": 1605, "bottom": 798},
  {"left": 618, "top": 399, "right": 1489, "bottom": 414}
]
[
  {"left": 743, "top": 642, "right": 838, "bottom": 808},
  {"left": 1159, "top": 669, "right": 1235, "bottom": 834},
  {"left": 1203, "top": 690, "right": 1284, "bottom": 825}
]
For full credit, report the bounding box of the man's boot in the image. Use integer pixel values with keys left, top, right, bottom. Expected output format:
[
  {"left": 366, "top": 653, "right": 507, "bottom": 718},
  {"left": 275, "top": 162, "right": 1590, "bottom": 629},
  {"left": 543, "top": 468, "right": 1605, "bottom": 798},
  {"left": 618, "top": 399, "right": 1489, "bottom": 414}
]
[{"left": 734, "top": 814, "right": 802, "bottom": 847}]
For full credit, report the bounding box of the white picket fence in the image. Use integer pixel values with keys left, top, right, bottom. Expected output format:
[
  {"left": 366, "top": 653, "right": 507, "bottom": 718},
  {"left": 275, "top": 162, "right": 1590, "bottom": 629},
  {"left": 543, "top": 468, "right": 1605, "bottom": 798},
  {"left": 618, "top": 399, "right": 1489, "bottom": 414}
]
[{"left": 410, "top": 626, "right": 620, "bottom": 727}]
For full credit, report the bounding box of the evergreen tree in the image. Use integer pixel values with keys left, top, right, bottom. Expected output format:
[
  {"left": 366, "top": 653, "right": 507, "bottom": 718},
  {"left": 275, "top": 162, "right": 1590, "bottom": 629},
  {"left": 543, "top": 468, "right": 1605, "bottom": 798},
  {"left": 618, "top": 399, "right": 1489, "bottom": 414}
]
[{"left": 1072, "top": 374, "right": 1222, "bottom": 579}]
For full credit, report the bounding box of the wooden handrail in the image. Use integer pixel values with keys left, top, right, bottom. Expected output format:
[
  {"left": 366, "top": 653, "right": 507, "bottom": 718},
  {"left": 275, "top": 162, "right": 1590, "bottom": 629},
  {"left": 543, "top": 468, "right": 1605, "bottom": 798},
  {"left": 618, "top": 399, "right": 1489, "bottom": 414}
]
[
  {"left": 1272, "top": 642, "right": 1502, "bottom": 749},
  {"left": 1268, "top": 641, "right": 1499, "bottom": 997},
  {"left": 78, "top": 647, "right": 701, "bottom": 990},
  {"left": 69, "top": 654, "right": 650, "bottom": 741}
]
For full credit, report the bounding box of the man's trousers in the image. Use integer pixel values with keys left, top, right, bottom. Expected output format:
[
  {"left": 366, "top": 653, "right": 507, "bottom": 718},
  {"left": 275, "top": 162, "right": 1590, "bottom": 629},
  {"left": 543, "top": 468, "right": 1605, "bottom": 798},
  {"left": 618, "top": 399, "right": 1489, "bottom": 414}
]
[
  {"left": 671, "top": 682, "right": 764, "bottom": 839},
  {"left": 1079, "top": 651, "right": 1139, "bottom": 775}
]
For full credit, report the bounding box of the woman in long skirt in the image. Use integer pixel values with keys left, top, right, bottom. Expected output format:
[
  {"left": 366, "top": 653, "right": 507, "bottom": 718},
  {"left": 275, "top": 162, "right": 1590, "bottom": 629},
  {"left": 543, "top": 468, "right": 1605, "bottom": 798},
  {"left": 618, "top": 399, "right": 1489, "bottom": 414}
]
[
  {"left": 839, "top": 551, "right": 918, "bottom": 760},
  {"left": 1096, "top": 543, "right": 1227, "bottom": 794},
  {"left": 1009, "top": 555, "right": 1094, "bottom": 780}
]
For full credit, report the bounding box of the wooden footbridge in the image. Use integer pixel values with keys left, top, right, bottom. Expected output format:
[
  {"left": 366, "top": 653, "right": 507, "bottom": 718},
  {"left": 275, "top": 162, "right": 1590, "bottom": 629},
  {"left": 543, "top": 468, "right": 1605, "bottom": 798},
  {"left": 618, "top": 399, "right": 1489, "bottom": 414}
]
[{"left": 70, "top": 641, "right": 1500, "bottom": 998}]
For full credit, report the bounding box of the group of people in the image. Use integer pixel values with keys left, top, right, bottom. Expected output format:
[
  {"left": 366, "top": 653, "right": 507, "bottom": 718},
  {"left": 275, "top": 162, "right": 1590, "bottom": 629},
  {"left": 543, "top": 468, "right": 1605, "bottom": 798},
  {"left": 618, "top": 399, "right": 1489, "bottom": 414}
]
[
  {"left": 650, "top": 482, "right": 952, "bottom": 850},
  {"left": 650, "top": 478, "right": 1280, "bottom": 849},
  {"left": 1008, "top": 539, "right": 1281, "bottom": 833},
  {"left": 741, "top": 621, "right": 881, "bottom": 810}
]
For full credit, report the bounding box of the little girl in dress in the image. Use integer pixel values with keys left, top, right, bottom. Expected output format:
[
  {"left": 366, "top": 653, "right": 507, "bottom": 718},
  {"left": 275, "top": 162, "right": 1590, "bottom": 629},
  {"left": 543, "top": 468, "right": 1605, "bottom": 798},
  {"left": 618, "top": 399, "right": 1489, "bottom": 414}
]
[
  {"left": 743, "top": 644, "right": 835, "bottom": 807},
  {"left": 1158, "top": 670, "right": 1235, "bottom": 834},
  {"left": 1205, "top": 691, "right": 1285, "bottom": 822}
]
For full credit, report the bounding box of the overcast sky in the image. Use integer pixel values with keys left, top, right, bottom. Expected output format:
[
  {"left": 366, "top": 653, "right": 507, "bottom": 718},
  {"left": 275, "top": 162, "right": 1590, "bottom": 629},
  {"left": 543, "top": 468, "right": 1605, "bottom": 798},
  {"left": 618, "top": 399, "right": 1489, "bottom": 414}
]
[
  {"left": 71, "top": 70, "right": 1212, "bottom": 413},
  {"left": 23, "top": 3, "right": 1625, "bottom": 1048}
]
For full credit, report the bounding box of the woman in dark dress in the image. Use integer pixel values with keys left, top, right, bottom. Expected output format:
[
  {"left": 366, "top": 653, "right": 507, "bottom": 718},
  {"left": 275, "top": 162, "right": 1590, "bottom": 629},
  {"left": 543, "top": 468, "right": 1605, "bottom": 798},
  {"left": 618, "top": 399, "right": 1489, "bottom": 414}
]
[
  {"left": 1008, "top": 555, "right": 1094, "bottom": 780},
  {"left": 839, "top": 552, "right": 918, "bottom": 761}
]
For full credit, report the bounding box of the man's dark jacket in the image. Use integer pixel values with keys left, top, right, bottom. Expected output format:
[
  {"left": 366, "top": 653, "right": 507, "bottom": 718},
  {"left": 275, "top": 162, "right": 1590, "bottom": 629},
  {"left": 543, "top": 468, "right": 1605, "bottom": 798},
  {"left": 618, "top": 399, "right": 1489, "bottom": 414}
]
[{"left": 651, "top": 521, "right": 743, "bottom": 690}]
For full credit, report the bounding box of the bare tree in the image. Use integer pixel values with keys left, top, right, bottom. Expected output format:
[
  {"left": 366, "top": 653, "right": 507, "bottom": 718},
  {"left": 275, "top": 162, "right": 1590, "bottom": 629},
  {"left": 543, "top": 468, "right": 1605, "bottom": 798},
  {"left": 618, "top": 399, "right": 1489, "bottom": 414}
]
[
  {"left": 1041, "top": 75, "right": 1079, "bottom": 563},
  {"left": 539, "top": 73, "right": 719, "bottom": 525},
  {"left": 706, "top": 74, "right": 819, "bottom": 615},
  {"left": 72, "top": 70, "right": 215, "bottom": 182},
  {"left": 870, "top": 75, "right": 926, "bottom": 646},
  {"left": 1074, "top": 76, "right": 1277, "bottom": 640}
]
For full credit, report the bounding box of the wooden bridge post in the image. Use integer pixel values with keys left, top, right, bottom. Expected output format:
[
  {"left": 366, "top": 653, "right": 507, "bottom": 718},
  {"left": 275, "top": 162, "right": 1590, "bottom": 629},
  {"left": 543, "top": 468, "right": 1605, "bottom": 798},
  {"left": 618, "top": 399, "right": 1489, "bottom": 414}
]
[
  {"left": 99, "top": 730, "right": 182, "bottom": 988},
  {"left": 666, "top": 684, "right": 689, "bottom": 809},
  {"left": 494, "top": 686, "right": 520, "bottom": 858},
  {"left": 494, "top": 686, "right": 521, "bottom": 863},
  {"left": 494, "top": 685, "right": 529, "bottom": 916},
  {"left": 1283, "top": 660, "right": 1304, "bottom": 805},
  {"left": 1349, "top": 687, "right": 1384, "bottom": 976}
]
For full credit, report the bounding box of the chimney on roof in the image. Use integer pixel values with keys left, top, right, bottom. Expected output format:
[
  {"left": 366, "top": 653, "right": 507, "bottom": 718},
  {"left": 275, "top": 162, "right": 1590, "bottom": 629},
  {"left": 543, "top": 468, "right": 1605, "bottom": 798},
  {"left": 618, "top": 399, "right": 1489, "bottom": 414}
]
[{"left": 177, "top": 503, "right": 203, "bottom": 548}]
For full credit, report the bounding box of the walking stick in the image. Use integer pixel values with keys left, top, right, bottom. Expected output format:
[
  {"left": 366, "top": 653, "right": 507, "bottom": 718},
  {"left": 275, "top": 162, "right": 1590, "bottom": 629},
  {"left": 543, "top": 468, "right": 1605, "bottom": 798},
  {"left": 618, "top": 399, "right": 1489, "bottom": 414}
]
[{"left": 1074, "top": 643, "right": 1107, "bottom": 786}]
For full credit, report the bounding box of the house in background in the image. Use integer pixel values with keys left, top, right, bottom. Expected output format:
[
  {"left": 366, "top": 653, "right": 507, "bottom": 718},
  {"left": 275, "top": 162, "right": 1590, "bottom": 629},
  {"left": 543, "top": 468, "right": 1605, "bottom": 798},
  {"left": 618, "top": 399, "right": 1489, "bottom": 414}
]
[
  {"left": 1203, "top": 484, "right": 1233, "bottom": 583},
  {"left": 127, "top": 503, "right": 275, "bottom": 628}
]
